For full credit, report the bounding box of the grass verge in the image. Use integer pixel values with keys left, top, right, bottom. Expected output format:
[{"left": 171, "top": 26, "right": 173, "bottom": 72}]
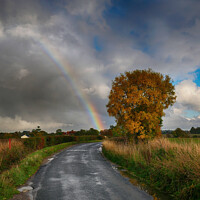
[
  {"left": 0, "top": 140, "right": 101, "bottom": 200},
  {"left": 102, "top": 139, "right": 200, "bottom": 200}
]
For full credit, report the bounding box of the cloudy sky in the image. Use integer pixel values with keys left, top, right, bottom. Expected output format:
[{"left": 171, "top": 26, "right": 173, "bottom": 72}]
[{"left": 0, "top": 0, "right": 200, "bottom": 132}]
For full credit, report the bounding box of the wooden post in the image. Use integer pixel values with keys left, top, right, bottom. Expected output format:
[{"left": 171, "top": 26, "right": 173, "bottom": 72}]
[{"left": 9, "top": 138, "right": 11, "bottom": 150}]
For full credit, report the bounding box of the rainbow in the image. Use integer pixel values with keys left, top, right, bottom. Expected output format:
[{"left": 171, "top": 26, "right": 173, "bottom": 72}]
[{"left": 37, "top": 37, "right": 104, "bottom": 131}]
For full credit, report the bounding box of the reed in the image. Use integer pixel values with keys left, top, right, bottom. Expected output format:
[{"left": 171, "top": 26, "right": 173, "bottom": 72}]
[{"left": 103, "top": 138, "right": 200, "bottom": 199}]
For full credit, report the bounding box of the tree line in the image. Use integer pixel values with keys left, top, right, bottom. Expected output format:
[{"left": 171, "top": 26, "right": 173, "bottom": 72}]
[
  {"left": 190, "top": 127, "right": 200, "bottom": 134},
  {"left": 0, "top": 127, "right": 100, "bottom": 139}
]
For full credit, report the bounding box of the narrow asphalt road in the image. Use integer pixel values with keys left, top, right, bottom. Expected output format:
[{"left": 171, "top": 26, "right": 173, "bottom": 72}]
[{"left": 30, "top": 142, "right": 153, "bottom": 200}]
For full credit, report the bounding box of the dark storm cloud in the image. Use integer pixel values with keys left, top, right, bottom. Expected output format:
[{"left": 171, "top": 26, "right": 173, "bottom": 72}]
[
  {"left": 0, "top": 35, "right": 82, "bottom": 121},
  {"left": 0, "top": 0, "right": 200, "bottom": 131},
  {"left": 104, "top": 0, "right": 200, "bottom": 32},
  {"left": 103, "top": 0, "right": 200, "bottom": 51},
  {"left": 0, "top": 0, "right": 96, "bottom": 131},
  {"left": 0, "top": 0, "right": 57, "bottom": 26},
  {"left": 100, "top": 0, "right": 200, "bottom": 77}
]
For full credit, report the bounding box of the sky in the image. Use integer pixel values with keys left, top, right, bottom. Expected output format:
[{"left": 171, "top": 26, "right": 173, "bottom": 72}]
[{"left": 0, "top": 0, "right": 200, "bottom": 132}]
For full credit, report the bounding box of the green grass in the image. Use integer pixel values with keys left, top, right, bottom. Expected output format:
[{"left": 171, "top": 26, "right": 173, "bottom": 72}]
[
  {"left": 0, "top": 140, "right": 101, "bottom": 200},
  {"left": 168, "top": 138, "right": 200, "bottom": 144}
]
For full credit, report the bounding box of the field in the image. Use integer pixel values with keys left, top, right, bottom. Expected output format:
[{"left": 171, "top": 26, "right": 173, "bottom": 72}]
[
  {"left": 168, "top": 137, "right": 200, "bottom": 144},
  {"left": 103, "top": 138, "right": 200, "bottom": 200}
]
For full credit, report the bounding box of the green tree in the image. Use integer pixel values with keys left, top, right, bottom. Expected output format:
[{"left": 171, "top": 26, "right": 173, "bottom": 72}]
[
  {"left": 106, "top": 69, "right": 176, "bottom": 140},
  {"left": 56, "top": 129, "right": 62, "bottom": 135},
  {"left": 75, "top": 129, "right": 86, "bottom": 136},
  {"left": 172, "top": 128, "right": 189, "bottom": 138},
  {"left": 190, "top": 127, "right": 196, "bottom": 134},
  {"left": 88, "top": 128, "right": 99, "bottom": 135},
  {"left": 75, "top": 128, "right": 99, "bottom": 136}
]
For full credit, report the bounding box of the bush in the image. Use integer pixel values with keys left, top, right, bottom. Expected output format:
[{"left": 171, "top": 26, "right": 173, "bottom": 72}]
[
  {"left": 23, "top": 137, "right": 43, "bottom": 150},
  {"left": 172, "top": 128, "right": 189, "bottom": 138}
]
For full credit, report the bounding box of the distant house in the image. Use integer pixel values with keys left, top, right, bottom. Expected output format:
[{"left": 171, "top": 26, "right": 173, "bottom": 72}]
[{"left": 21, "top": 135, "right": 29, "bottom": 139}]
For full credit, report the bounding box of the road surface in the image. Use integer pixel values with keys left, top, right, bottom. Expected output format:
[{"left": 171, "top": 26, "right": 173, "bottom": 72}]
[{"left": 30, "top": 142, "right": 153, "bottom": 200}]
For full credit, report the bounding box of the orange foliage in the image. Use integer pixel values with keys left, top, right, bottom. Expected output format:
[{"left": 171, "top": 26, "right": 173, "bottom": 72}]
[{"left": 106, "top": 69, "right": 176, "bottom": 139}]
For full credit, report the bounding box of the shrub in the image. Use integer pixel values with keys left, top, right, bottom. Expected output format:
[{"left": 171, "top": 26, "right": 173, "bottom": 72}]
[{"left": 171, "top": 128, "right": 189, "bottom": 138}]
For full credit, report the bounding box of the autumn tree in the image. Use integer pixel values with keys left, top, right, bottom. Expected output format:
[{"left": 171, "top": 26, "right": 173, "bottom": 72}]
[{"left": 106, "top": 69, "right": 176, "bottom": 140}]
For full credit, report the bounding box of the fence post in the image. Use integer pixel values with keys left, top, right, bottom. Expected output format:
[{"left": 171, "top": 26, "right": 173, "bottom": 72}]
[{"left": 9, "top": 138, "right": 11, "bottom": 150}]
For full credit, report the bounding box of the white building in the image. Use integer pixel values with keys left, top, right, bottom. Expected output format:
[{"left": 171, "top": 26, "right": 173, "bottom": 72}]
[{"left": 21, "top": 135, "right": 29, "bottom": 139}]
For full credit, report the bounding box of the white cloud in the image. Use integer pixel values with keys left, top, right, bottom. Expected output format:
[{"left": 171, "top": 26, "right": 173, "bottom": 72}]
[
  {"left": 173, "top": 107, "right": 183, "bottom": 115},
  {"left": 106, "top": 48, "right": 155, "bottom": 74},
  {"left": 0, "top": 116, "right": 71, "bottom": 132},
  {"left": 162, "top": 80, "right": 200, "bottom": 130},
  {"left": 176, "top": 80, "right": 200, "bottom": 111},
  {"left": 94, "top": 84, "right": 110, "bottom": 99},
  {"left": 163, "top": 113, "right": 200, "bottom": 130},
  {"left": 83, "top": 84, "right": 110, "bottom": 99},
  {"left": 7, "top": 24, "right": 39, "bottom": 38}
]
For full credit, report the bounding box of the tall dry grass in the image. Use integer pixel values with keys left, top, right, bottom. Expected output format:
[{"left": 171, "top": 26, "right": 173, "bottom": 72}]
[
  {"left": 0, "top": 139, "right": 24, "bottom": 152},
  {"left": 0, "top": 139, "right": 28, "bottom": 173},
  {"left": 103, "top": 138, "right": 200, "bottom": 199}
]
